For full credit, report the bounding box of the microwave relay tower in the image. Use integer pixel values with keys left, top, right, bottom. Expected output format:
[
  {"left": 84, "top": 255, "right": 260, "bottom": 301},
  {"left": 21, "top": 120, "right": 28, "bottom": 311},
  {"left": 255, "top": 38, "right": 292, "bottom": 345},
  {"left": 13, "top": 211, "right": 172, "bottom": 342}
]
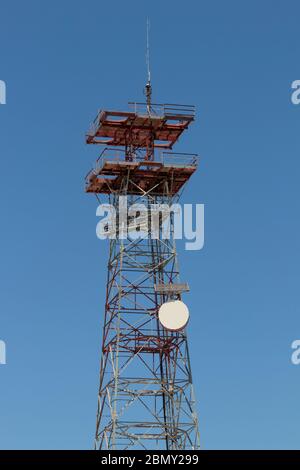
[{"left": 85, "top": 71, "right": 200, "bottom": 449}]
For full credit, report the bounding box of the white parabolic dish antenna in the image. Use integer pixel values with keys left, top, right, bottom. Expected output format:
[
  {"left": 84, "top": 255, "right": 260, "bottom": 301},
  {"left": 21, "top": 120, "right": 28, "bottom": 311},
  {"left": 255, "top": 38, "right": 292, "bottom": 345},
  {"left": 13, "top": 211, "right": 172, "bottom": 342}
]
[{"left": 158, "top": 300, "right": 190, "bottom": 332}]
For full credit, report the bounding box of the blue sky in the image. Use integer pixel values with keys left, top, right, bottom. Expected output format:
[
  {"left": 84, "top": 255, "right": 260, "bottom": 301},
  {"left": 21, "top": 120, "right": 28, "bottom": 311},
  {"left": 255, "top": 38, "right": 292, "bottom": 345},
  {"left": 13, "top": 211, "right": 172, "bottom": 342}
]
[{"left": 0, "top": 0, "right": 300, "bottom": 449}]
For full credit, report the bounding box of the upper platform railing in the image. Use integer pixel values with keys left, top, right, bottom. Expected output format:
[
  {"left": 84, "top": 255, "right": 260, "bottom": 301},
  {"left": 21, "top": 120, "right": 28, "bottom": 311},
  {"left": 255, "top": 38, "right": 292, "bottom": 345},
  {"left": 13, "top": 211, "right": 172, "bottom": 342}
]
[
  {"left": 87, "top": 102, "right": 196, "bottom": 142},
  {"left": 127, "top": 102, "right": 196, "bottom": 118}
]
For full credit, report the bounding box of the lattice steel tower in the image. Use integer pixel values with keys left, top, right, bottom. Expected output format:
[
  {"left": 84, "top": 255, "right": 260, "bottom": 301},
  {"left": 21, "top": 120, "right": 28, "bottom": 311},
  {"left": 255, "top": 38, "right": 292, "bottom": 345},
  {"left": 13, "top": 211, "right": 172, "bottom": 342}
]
[{"left": 85, "top": 81, "right": 200, "bottom": 449}]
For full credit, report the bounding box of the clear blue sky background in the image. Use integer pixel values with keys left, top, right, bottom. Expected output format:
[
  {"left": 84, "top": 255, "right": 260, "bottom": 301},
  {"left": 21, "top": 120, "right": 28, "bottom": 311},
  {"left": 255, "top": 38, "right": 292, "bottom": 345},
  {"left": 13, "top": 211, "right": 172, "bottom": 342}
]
[{"left": 0, "top": 0, "right": 299, "bottom": 450}]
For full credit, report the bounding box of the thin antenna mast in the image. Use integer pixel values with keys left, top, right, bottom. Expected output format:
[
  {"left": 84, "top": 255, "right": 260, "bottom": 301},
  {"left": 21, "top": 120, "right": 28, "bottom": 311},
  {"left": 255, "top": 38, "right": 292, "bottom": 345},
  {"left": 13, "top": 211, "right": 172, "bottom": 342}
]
[{"left": 145, "top": 18, "right": 152, "bottom": 114}]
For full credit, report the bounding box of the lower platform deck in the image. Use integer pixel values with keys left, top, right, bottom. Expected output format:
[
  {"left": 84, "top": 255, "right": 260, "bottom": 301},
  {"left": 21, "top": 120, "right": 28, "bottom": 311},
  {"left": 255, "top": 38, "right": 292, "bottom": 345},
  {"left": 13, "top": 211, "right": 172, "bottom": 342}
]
[{"left": 85, "top": 156, "right": 198, "bottom": 196}]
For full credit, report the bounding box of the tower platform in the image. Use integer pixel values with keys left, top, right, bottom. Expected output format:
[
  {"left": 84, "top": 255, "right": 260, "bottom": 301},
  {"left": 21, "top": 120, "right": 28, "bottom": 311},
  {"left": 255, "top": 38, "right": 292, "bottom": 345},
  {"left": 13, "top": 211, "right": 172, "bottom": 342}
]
[
  {"left": 86, "top": 102, "right": 195, "bottom": 149},
  {"left": 85, "top": 150, "right": 198, "bottom": 195}
]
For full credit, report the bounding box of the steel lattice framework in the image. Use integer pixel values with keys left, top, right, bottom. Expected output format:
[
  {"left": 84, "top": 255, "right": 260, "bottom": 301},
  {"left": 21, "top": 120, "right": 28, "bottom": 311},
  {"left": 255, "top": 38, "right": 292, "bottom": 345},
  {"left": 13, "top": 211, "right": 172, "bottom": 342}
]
[{"left": 85, "top": 100, "right": 200, "bottom": 450}]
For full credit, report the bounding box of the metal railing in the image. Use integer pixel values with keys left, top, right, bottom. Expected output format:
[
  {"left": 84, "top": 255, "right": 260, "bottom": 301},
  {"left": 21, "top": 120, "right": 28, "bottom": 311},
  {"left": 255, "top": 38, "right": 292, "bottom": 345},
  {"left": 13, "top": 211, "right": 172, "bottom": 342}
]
[
  {"left": 86, "top": 149, "right": 198, "bottom": 180},
  {"left": 87, "top": 102, "right": 196, "bottom": 137},
  {"left": 161, "top": 152, "right": 198, "bottom": 167},
  {"left": 128, "top": 102, "right": 195, "bottom": 118},
  {"left": 86, "top": 110, "right": 101, "bottom": 137}
]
